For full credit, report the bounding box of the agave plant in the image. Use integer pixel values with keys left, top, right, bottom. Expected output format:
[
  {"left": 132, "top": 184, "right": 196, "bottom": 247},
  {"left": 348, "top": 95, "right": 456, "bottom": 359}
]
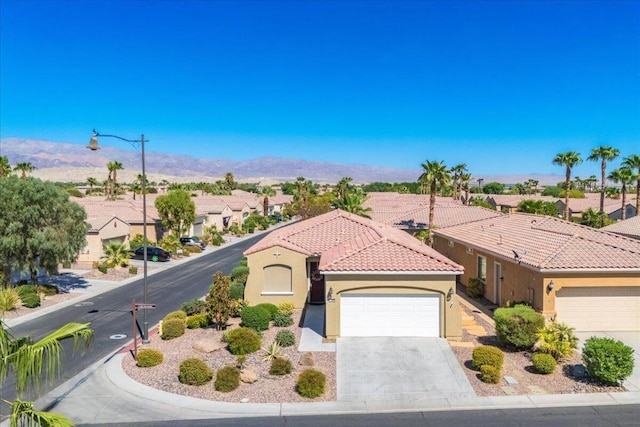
[{"left": 261, "top": 341, "right": 282, "bottom": 362}]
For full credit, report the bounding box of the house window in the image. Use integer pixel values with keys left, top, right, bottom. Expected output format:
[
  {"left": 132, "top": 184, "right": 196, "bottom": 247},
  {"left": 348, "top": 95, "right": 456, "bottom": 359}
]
[
  {"left": 263, "top": 264, "right": 292, "bottom": 294},
  {"left": 477, "top": 255, "right": 487, "bottom": 282}
]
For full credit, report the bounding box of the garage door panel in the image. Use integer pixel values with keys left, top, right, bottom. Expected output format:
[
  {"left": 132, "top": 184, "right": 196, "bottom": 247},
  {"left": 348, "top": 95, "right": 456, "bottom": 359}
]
[
  {"left": 341, "top": 294, "right": 440, "bottom": 337},
  {"left": 555, "top": 287, "right": 640, "bottom": 332}
]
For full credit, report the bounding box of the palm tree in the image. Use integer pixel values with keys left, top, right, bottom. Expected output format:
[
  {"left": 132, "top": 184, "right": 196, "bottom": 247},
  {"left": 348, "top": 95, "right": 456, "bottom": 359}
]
[
  {"left": 419, "top": 160, "right": 450, "bottom": 245},
  {"left": 580, "top": 208, "right": 610, "bottom": 228},
  {"left": 477, "top": 178, "right": 484, "bottom": 192},
  {"left": 1, "top": 320, "right": 93, "bottom": 426},
  {"left": 333, "top": 193, "right": 372, "bottom": 218},
  {"left": 87, "top": 176, "right": 98, "bottom": 195},
  {"left": 622, "top": 154, "right": 640, "bottom": 214},
  {"left": 101, "top": 241, "right": 131, "bottom": 268},
  {"left": 587, "top": 146, "right": 620, "bottom": 212},
  {"left": 449, "top": 163, "right": 467, "bottom": 200},
  {"left": 13, "top": 162, "right": 36, "bottom": 179},
  {"left": 461, "top": 172, "right": 472, "bottom": 204},
  {"left": 224, "top": 172, "right": 235, "bottom": 193},
  {"left": 553, "top": 151, "right": 582, "bottom": 220},
  {"left": 261, "top": 185, "right": 276, "bottom": 216},
  {"left": 334, "top": 177, "right": 353, "bottom": 199},
  {"left": 530, "top": 179, "right": 539, "bottom": 195},
  {"left": 0, "top": 156, "right": 12, "bottom": 177},
  {"left": 608, "top": 167, "right": 635, "bottom": 220}
]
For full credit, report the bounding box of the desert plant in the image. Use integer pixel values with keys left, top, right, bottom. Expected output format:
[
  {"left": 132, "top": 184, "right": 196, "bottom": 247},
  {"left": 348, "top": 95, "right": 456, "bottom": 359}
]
[
  {"left": 178, "top": 358, "right": 213, "bottom": 386},
  {"left": 582, "top": 337, "right": 635, "bottom": 385},
  {"left": 494, "top": 305, "right": 545, "bottom": 350},
  {"left": 128, "top": 265, "right": 138, "bottom": 275},
  {"left": 262, "top": 341, "right": 282, "bottom": 361},
  {"left": 230, "top": 265, "right": 250, "bottom": 284},
  {"left": 275, "top": 330, "right": 296, "bottom": 348},
  {"left": 98, "top": 263, "right": 108, "bottom": 274},
  {"left": 214, "top": 366, "right": 240, "bottom": 392},
  {"left": 254, "top": 303, "right": 279, "bottom": 320},
  {"left": 238, "top": 257, "right": 248, "bottom": 267},
  {"left": 229, "top": 281, "right": 245, "bottom": 300},
  {"left": 531, "top": 352, "right": 557, "bottom": 374},
  {"left": 161, "top": 318, "right": 185, "bottom": 340},
  {"left": 15, "top": 285, "right": 37, "bottom": 299},
  {"left": 472, "top": 345, "right": 504, "bottom": 370},
  {"left": 136, "top": 348, "right": 164, "bottom": 367},
  {"left": 277, "top": 301, "right": 295, "bottom": 316},
  {"left": 186, "top": 313, "right": 210, "bottom": 329},
  {"left": 36, "top": 284, "right": 59, "bottom": 296},
  {"left": 182, "top": 245, "right": 202, "bottom": 254},
  {"left": 241, "top": 305, "right": 271, "bottom": 331},
  {"left": 236, "top": 355, "right": 246, "bottom": 369},
  {"left": 296, "top": 368, "right": 326, "bottom": 398},
  {"left": 21, "top": 293, "right": 41, "bottom": 308},
  {"left": 181, "top": 299, "right": 207, "bottom": 315},
  {"left": 0, "top": 287, "right": 20, "bottom": 312},
  {"left": 535, "top": 321, "right": 578, "bottom": 360},
  {"left": 225, "top": 327, "right": 262, "bottom": 355},
  {"left": 273, "top": 312, "right": 294, "bottom": 327},
  {"left": 480, "top": 364, "right": 501, "bottom": 384},
  {"left": 230, "top": 298, "right": 249, "bottom": 317},
  {"left": 270, "top": 357, "right": 292, "bottom": 376},
  {"left": 206, "top": 271, "right": 233, "bottom": 330},
  {"left": 466, "top": 277, "right": 485, "bottom": 298},
  {"left": 163, "top": 310, "right": 187, "bottom": 322},
  {"left": 101, "top": 241, "right": 130, "bottom": 268}
]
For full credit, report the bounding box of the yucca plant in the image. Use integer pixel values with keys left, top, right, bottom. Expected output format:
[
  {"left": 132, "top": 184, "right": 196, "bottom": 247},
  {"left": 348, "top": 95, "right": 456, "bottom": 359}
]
[
  {"left": 262, "top": 341, "right": 282, "bottom": 362},
  {"left": 535, "top": 321, "right": 578, "bottom": 360}
]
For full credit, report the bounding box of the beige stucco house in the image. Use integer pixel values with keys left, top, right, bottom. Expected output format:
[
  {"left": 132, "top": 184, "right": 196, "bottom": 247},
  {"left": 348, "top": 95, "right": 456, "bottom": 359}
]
[
  {"left": 244, "top": 209, "right": 464, "bottom": 340},
  {"left": 433, "top": 213, "right": 640, "bottom": 332},
  {"left": 76, "top": 215, "right": 130, "bottom": 267}
]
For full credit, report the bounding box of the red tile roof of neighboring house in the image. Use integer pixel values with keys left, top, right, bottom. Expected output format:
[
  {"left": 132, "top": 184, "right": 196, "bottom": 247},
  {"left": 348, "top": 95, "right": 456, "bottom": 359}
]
[
  {"left": 602, "top": 216, "right": 640, "bottom": 240},
  {"left": 434, "top": 213, "right": 640, "bottom": 271},
  {"left": 244, "top": 209, "right": 463, "bottom": 274}
]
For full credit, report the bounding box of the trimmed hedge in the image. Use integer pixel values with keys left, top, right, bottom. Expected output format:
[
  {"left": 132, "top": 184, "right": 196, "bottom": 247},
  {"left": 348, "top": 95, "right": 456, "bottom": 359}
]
[
  {"left": 161, "top": 318, "right": 185, "bottom": 340},
  {"left": 466, "top": 277, "right": 485, "bottom": 298},
  {"left": 15, "top": 285, "right": 37, "bottom": 299},
  {"left": 215, "top": 366, "right": 240, "bottom": 392},
  {"left": 21, "top": 293, "right": 41, "bottom": 308},
  {"left": 181, "top": 299, "right": 207, "bottom": 315},
  {"left": 163, "top": 310, "right": 187, "bottom": 322},
  {"left": 531, "top": 352, "right": 557, "bottom": 374},
  {"left": 583, "top": 337, "right": 635, "bottom": 385},
  {"left": 494, "top": 305, "right": 545, "bottom": 350},
  {"left": 230, "top": 266, "right": 250, "bottom": 284},
  {"left": 226, "top": 327, "right": 262, "bottom": 355},
  {"left": 277, "top": 301, "right": 295, "bottom": 316},
  {"left": 137, "top": 348, "right": 164, "bottom": 367},
  {"left": 273, "top": 313, "right": 294, "bottom": 327},
  {"left": 270, "top": 357, "right": 292, "bottom": 376},
  {"left": 480, "top": 365, "right": 501, "bottom": 384},
  {"left": 254, "top": 303, "right": 279, "bottom": 320},
  {"left": 178, "top": 358, "right": 213, "bottom": 386},
  {"left": 472, "top": 345, "right": 504, "bottom": 370},
  {"left": 186, "top": 313, "right": 210, "bottom": 329},
  {"left": 230, "top": 282, "right": 245, "bottom": 300},
  {"left": 296, "top": 369, "right": 326, "bottom": 398},
  {"left": 241, "top": 306, "right": 271, "bottom": 331}
]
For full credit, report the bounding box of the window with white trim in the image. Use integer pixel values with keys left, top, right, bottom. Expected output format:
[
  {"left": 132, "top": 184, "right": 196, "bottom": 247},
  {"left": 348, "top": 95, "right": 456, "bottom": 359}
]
[
  {"left": 263, "top": 264, "right": 292, "bottom": 294},
  {"left": 477, "top": 255, "right": 487, "bottom": 282}
]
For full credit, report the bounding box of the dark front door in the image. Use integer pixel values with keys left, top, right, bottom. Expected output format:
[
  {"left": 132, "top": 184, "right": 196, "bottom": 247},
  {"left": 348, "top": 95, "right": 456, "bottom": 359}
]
[{"left": 309, "top": 261, "right": 325, "bottom": 304}]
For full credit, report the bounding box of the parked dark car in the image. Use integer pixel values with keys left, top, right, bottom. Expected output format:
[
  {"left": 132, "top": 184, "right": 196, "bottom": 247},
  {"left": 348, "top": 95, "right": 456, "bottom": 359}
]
[
  {"left": 180, "top": 236, "right": 206, "bottom": 250},
  {"left": 131, "top": 246, "right": 171, "bottom": 262}
]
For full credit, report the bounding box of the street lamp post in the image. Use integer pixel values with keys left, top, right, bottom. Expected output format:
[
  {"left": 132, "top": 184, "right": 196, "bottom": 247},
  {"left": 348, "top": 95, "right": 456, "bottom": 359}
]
[{"left": 88, "top": 130, "right": 151, "bottom": 343}]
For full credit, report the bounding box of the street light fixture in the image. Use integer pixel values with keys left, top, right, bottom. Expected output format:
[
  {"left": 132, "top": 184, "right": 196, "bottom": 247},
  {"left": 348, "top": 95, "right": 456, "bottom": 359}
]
[{"left": 88, "top": 130, "right": 151, "bottom": 343}]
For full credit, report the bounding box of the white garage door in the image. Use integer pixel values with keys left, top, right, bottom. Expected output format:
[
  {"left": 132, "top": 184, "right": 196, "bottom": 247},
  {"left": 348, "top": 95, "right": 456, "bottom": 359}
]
[
  {"left": 340, "top": 294, "right": 440, "bottom": 337},
  {"left": 555, "top": 287, "right": 640, "bottom": 331}
]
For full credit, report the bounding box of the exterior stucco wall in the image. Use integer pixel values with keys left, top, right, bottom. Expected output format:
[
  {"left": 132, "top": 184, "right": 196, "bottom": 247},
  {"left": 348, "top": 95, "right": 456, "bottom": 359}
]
[
  {"left": 324, "top": 274, "right": 462, "bottom": 341},
  {"left": 206, "top": 206, "right": 234, "bottom": 231},
  {"left": 244, "top": 246, "right": 309, "bottom": 308}
]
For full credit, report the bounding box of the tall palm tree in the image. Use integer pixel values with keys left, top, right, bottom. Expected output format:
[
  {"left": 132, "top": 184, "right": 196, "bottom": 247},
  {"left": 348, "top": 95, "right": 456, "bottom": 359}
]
[
  {"left": 419, "top": 160, "right": 450, "bottom": 245},
  {"left": 608, "top": 167, "right": 635, "bottom": 220},
  {"left": 588, "top": 146, "right": 620, "bottom": 212},
  {"left": 333, "top": 193, "right": 372, "bottom": 218},
  {"left": 477, "top": 178, "right": 484, "bottom": 192},
  {"left": 461, "top": 172, "right": 472, "bottom": 204},
  {"left": 13, "top": 162, "right": 36, "bottom": 179},
  {"left": 224, "top": 172, "right": 235, "bottom": 193},
  {"left": 0, "top": 156, "right": 12, "bottom": 178},
  {"left": 553, "top": 151, "right": 583, "bottom": 220},
  {"left": 261, "top": 185, "right": 276, "bottom": 216},
  {"left": 86, "top": 176, "right": 98, "bottom": 195},
  {"left": 450, "top": 163, "right": 467, "bottom": 200},
  {"left": 334, "top": 177, "right": 353, "bottom": 199},
  {"left": 106, "top": 161, "right": 122, "bottom": 199},
  {"left": 1, "top": 320, "right": 93, "bottom": 426},
  {"left": 622, "top": 154, "right": 640, "bottom": 214}
]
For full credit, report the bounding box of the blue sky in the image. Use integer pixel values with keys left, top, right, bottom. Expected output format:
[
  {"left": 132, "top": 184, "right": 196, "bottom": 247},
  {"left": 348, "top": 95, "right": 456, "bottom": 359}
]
[{"left": 1, "top": 0, "right": 638, "bottom": 176}]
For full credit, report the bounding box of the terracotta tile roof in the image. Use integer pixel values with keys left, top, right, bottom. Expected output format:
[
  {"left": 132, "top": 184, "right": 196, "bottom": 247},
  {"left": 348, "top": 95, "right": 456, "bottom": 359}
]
[
  {"left": 434, "top": 213, "right": 640, "bottom": 271},
  {"left": 245, "top": 209, "right": 463, "bottom": 274},
  {"left": 86, "top": 216, "right": 118, "bottom": 232},
  {"left": 73, "top": 198, "right": 160, "bottom": 223},
  {"left": 602, "top": 216, "right": 640, "bottom": 239}
]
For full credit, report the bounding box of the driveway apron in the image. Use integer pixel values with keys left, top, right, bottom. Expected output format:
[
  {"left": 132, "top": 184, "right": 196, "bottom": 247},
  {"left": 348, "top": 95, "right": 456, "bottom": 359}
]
[{"left": 337, "top": 337, "right": 475, "bottom": 402}]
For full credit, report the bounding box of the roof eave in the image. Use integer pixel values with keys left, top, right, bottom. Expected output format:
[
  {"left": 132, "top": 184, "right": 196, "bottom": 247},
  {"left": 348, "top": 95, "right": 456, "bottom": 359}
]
[
  {"left": 320, "top": 270, "right": 464, "bottom": 276},
  {"left": 539, "top": 268, "right": 640, "bottom": 274}
]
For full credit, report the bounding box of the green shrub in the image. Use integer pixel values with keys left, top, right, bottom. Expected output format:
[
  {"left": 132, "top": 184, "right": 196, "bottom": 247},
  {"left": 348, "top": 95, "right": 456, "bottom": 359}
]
[
  {"left": 241, "top": 306, "right": 271, "bottom": 331},
  {"left": 229, "top": 282, "right": 245, "bottom": 300},
  {"left": 467, "top": 277, "right": 485, "bottom": 298},
  {"left": 37, "top": 284, "right": 59, "bottom": 296},
  {"left": 21, "top": 293, "right": 41, "bottom": 308},
  {"left": 480, "top": 365, "right": 501, "bottom": 384},
  {"left": 238, "top": 257, "right": 248, "bottom": 267},
  {"left": 254, "top": 303, "right": 279, "bottom": 320},
  {"left": 211, "top": 233, "right": 225, "bottom": 246},
  {"left": 230, "top": 299, "right": 248, "bottom": 318},
  {"left": 15, "top": 285, "right": 37, "bottom": 298},
  {"left": 183, "top": 245, "right": 202, "bottom": 254},
  {"left": 0, "top": 287, "right": 20, "bottom": 311},
  {"left": 181, "top": 299, "right": 207, "bottom": 315},
  {"left": 494, "top": 305, "right": 545, "bottom": 350},
  {"left": 136, "top": 348, "right": 164, "bottom": 367},
  {"left": 163, "top": 310, "right": 187, "bottom": 322},
  {"left": 230, "top": 266, "right": 250, "bottom": 284},
  {"left": 98, "top": 263, "right": 108, "bottom": 274},
  {"left": 275, "top": 330, "right": 296, "bottom": 347},
  {"left": 535, "top": 321, "right": 578, "bottom": 360},
  {"left": 186, "top": 313, "right": 210, "bottom": 329},
  {"left": 214, "top": 366, "right": 240, "bottom": 392},
  {"left": 531, "top": 352, "right": 557, "bottom": 374},
  {"left": 226, "top": 327, "right": 262, "bottom": 355},
  {"left": 277, "top": 301, "right": 294, "bottom": 316},
  {"left": 270, "top": 357, "right": 292, "bottom": 376},
  {"left": 273, "top": 312, "right": 294, "bottom": 327},
  {"left": 582, "top": 337, "right": 635, "bottom": 385},
  {"left": 161, "top": 318, "right": 185, "bottom": 340},
  {"left": 128, "top": 265, "right": 138, "bottom": 275},
  {"left": 472, "top": 345, "right": 504, "bottom": 370},
  {"left": 178, "top": 358, "right": 213, "bottom": 386},
  {"left": 296, "top": 369, "right": 326, "bottom": 398}
]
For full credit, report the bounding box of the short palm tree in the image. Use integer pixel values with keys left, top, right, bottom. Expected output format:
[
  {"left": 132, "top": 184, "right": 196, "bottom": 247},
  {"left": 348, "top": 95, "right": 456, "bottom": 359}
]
[
  {"left": 622, "top": 154, "right": 640, "bottom": 214},
  {"left": 608, "top": 167, "right": 635, "bottom": 220},
  {"left": 87, "top": 176, "right": 99, "bottom": 195},
  {"left": 587, "top": 146, "right": 620, "bottom": 212},
  {"left": 13, "top": 162, "right": 36, "bottom": 180},
  {"left": 419, "top": 160, "right": 450, "bottom": 245},
  {"left": 101, "top": 241, "right": 130, "bottom": 267},
  {"left": 552, "top": 151, "right": 582, "bottom": 220},
  {"left": 332, "top": 193, "right": 372, "bottom": 218},
  {"left": 1, "top": 320, "right": 93, "bottom": 426}
]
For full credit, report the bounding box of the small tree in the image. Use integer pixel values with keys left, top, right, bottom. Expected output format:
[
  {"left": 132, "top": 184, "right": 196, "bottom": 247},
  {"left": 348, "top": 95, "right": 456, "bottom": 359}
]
[
  {"left": 206, "top": 271, "right": 233, "bottom": 330},
  {"left": 154, "top": 189, "right": 196, "bottom": 237}
]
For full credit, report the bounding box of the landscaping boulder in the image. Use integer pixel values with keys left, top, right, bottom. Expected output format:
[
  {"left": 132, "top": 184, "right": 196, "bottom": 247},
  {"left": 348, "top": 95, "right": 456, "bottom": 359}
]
[
  {"left": 299, "top": 352, "right": 315, "bottom": 367},
  {"left": 192, "top": 339, "right": 225, "bottom": 353},
  {"left": 240, "top": 368, "right": 258, "bottom": 384}
]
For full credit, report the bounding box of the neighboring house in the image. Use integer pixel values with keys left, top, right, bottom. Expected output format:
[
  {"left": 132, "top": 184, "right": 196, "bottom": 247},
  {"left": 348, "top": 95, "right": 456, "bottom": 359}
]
[
  {"left": 485, "top": 195, "right": 559, "bottom": 214},
  {"left": 76, "top": 215, "right": 130, "bottom": 267},
  {"left": 555, "top": 196, "right": 637, "bottom": 220},
  {"left": 243, "top": 209, "right": 464, "bottom": 340},
  {"left": 602, "top": 215, "right": 640, "bottom": 240},
  {"left": 433, "top": 213, "right": 640, "bottom": 332}
]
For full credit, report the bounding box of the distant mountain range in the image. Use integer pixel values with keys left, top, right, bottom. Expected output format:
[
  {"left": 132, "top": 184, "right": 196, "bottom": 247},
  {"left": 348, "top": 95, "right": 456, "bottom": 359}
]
[{"left": 0, "top": 138, "right": 563, "bottom": 185}]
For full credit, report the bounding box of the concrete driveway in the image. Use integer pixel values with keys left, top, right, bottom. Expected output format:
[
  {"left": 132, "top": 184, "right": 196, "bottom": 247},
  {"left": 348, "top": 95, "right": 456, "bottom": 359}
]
[
  {"left": 336, "top": 337, "right": 475, "bottom": 402},
  {"left": 575, "top": 331, "right": 640, "bottom": 391}
]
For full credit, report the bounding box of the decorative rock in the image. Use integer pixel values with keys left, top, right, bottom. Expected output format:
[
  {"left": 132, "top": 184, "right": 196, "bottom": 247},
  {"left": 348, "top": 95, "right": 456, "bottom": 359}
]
[
  {"left": 299, "top": 352, "right": 315, "bottom": 366},
  {"left": 240, "top": 398, "right": 250, "bottom": 403},
  {"left": 504, "top": 376, "right": 518, "bottom": 385},
  {"left": 572, "top": 364, "right": 586, "bottom": 379},
  {"left": 501, "top": 386, "right": 517, "bottom": 395},
  {"left": 192, "top": 339, "right": 225, "bottom": 353},
  {"left": 240, "top": 368, "right": 258, "bottom": 384}
]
